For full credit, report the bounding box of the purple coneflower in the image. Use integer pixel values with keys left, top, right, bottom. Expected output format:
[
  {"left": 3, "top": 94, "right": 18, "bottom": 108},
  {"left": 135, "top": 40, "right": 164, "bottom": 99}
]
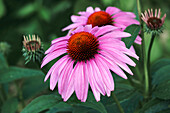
[
  {"left": 141, "top": 9, "right": 166, "bottom": 34},
  {"left": 41, "top": 25, "right": 139, "bottom": 102},
  {"left": 62, "top": 6, "right": 141, "bottom": 44}
]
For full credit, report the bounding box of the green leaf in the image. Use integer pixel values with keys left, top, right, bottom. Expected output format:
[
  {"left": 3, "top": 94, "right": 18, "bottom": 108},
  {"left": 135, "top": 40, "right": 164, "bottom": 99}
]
[
  {"left": 75, "top": 92, "right": 107, "bottom": 113},
  {"left": 122, "top": 24, "right": 140, "bottom": 48},
  {"left": 39, "top": 8, "right": 51, "bottom": 22},
  {"left": 47, "top": 102, "right": 73, "bottom": 113},
  {"left": 17, "top": 3, "right": 36, "bottom": 17},
  {"left": 1, "top": 98, "right": 18, "bottom": 113},
  {"left": 0, "top": 66, "right": 44, "bottom": 83},
  {"left": 152, "top": 65, "right": 170, "bottom": 85},
  {"left": 153, "top": 81, "right": 170, "bottom": 100},
  {"left": 151, "top": 58, "right": 170, "bottom": 76},
  {"left": 21, "top": 95, "right": 62, "bottom": 113},
  {"left": 0, "top": 0, "right": 5, "bottom": 18},
  {"left": 0, "top": 53, "right": 8, "bottom": 71},
  {"left": 138, "top": 99, "right": 170, "bottom": 113},
  {"left": 105, "top": 91, "right": 142, "bottom": 113},
  {"left": 22, "top": 76, "right": 48, "bottom": 99}
]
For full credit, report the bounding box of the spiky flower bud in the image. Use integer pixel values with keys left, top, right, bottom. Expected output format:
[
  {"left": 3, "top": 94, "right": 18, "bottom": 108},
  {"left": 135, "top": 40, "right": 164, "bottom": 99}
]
[
  {"left": 141, "top": 9, "right": 166, "bottom": 35},
  {"left": 22, "top": 34, "right": 44, "bottom": 64}
]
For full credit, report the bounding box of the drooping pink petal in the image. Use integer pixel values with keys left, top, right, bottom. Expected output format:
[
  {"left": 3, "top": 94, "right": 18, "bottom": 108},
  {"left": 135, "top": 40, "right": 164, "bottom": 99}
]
[
  {"left": 98, "top": 31, "right": 131, "bottom": 40},
  {"left": 41, "top": 49, "right": 66, "bottom": 68},
  {"left": 58, "top": 59, "right": 73, "bottom": 95},
  {"left": 81, "top": 62, "right": 89, "bottom": 102},
  {"left": 100, "top": 46, "right": 136, "bottom": 66},
  {"left": 94, "top": 55, "right": 114, "bottom": 90},
  {"left": 98, "top": 51, "right": 128, "bottom": 79},
  {"left": 74, "top": 62, "right": 84, "bottom": 100},
  {"left": 90, "top": 59, "right": 106, "bottom": 95},
  {"left": 94, "top": 25, "right": 119, "bottom": 37},
  {"left": 49, "top": 56, "right": 69, "bottom": 90}
]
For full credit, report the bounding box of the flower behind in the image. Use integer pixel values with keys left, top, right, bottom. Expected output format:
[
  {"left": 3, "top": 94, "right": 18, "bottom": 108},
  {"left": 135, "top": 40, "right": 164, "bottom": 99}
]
[
  {"left": 41, "top": 25, "right": 139, "bottom": 102},
  {"left": 62, "top": 6, "right": 142, "bottom": 44}
]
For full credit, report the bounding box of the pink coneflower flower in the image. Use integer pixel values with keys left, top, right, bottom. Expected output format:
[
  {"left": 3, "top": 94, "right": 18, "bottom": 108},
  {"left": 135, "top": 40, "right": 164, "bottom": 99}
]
[
  {"left": 62, "top": 6, "right": 141, "bottom": 44},
  {"left": 141, "top": 9, "right": 166, "bottom": 34},
  {"left": 41, "top": 25, "right": 139, "bottom": 102}
]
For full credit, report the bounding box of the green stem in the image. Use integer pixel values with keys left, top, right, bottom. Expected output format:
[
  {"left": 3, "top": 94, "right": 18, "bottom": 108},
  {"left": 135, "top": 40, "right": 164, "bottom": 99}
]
[
  {"left": 15, "top": 81, "right": 25, "bottom": 108},
  {"left": 147, "top": 33, "right": 156, "bottom": 90},
  {"left": 0, "top": 84, "right": 6, "bottom": 103},
  {"left": 111, "top": 92, "right": 124, "bottom": 113}
]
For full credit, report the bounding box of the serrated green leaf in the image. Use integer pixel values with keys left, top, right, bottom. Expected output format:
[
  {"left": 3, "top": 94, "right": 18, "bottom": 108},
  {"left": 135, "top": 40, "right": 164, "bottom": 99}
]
[
  {"left": 122, "top": 24, "right": 140, "bottom": 48},
  {"left": 21, "top": 95, "right": 62, "bottom": 113},
  {"left": 153, "top": 81, "right": 170, "bottom": 100},
  {"left": 0, "top": 66, "right": 44, "bottom": 83},
  {"left": 1, "top": 98, "right": 18, "bottom": 113}
]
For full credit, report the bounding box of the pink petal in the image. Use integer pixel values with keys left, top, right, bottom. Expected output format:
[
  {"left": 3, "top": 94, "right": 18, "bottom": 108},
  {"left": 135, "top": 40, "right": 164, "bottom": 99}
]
[
  {"left": 95, "top": 7, "right": 101, "bottom": 11},
  {"left": 87, "top": 60, "right": 101, "bottom": 101},
  {"left": 58, "top": 60, "right": 73, "bottom": 95},
  {"left": 98, "top": 51, "right": 127, "bottom": 79},
  {"left": 74, "top": 62, "right": 83, "bottom": 100},
  {"left": 49, "top": 56, "right": 69, "bottom": 90},
  {"left": 94, "top": 25, "right": 119, "bottom": 37},
  {"left": 134, "top": 35, "right": 142, "bottom": 45},
  {"left": 45, "top": 43, "right": 67, "bottom": 54},
  {"left": 100, "top": 46, "right": 136, "bottom": 66},
  {"left": 82, "top": 62, "right": 89, "bottom": 102},
  {"left": 105, "top": 7, "right": 121, "bottom": 15},
  {"left": 52, "top": 36, "right": 69, "bottom": 44},
  {"left": 94, "top": 55, "right": 114, "bottom": 91},
  {"left": 41, "top": 49, "right": 66, "bottom": 68},
  {"left": 112, "top": 12, "right": 136, "bottom": 18},
  {"left": 84, "top": 25, "right": 92, "bottom": 32},
  {"left": 114, "top": 17, "right": 140, "bottom": 26},
  {"left": 63, "top": 62, "right": 78, "bottom": 101},
  {"left": 71, "top": 15, "right": 87, "bottom": 23},
  {"left": 86, "top": 6, "right": 94, "bottom": 13},
  {"left": 62, "top": 23, "right": 84, "bottom": 31},
  {"left": 98, "top": 31, "right": 131, "bottom": 40},
  {"left": 90, "top": 26, "right": 99, "bottom": 34}
]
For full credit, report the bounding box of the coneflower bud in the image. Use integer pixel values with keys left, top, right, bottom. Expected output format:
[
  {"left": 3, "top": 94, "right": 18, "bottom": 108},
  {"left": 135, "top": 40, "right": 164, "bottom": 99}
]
[
  {"left": 141, "top": 8, "right": 166, "bottom": 34},
  {"left": 22, "top": 34, "right": 44, "bottom": 64},
  {"left": 0, "top": 42, "right": 11, "bottom": 55}
]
